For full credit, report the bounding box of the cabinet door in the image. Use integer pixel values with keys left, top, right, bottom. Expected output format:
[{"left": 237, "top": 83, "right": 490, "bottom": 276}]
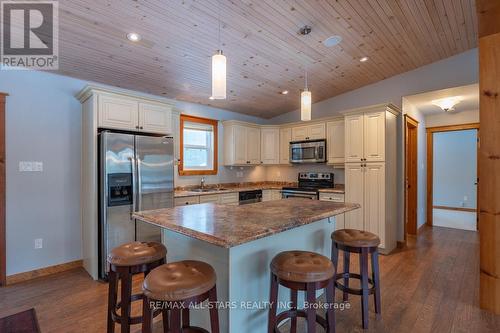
[
  {"left": 308, "top": 123, "right": 326, "bottom": 140},
  {"left": 291, "top": 126, "right": 308, "bottom": 141},
  {"left": 139, "top": 102, "right": 172, "bottom": 134},
  {"left": 231, "top": 125, "right": 248, "bottom": 165},
  {"left": 271, "top": 190, "right": 282, "bottom": 200},
  {"left": 174, "top": 196, "right": 200, "bottom": 206},
  {"left": 246, "top": 127, "right": 261, "bottom": 164},
  {"left": 344, "top": 164, "right": 364, "bottom": 230},
  {"left": 262, "top": 190, "right": 273, "bottom": 202},
  {"left": 364, "top": 163, "right": 385, "bottom": 247},
  {"left": 345, "top": 115, "right": 364, "bottom": 163},
  {"left": 98, "top": 94, "right": 138, "bottom": 130},
  {"left": 319, "top": 193, "right": 345, "bottom": 230},
  {"left": 279, "top": 128, "right": 292, "bottom": 164},
  {"left": 261, "top": 128, "right": 280, "bottom": 165},
  {"left": 219, "top": 193, "right": 239, "bottom": 205},
  {"left": 363, "top": 112, "right": 385, "bottom": 162},
  {"left": 199, "top": 194, "right": 220, "bottom": 204},
  {"left": 327, "top": 120, "right": 345, "bottom": 164}
]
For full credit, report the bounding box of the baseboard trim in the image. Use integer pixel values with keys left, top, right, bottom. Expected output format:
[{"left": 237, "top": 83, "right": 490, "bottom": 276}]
[
  {"left": 6, "top": 260, "right": 83, "bottom": 285},
  {"left": 417, "top": 223, "right": 426, "bottom": 233}
]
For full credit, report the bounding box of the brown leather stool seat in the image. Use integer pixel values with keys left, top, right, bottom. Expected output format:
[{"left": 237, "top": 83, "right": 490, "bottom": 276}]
[
  {"left": 270, "top": 250, "right": 334, "bottom": 283},
  {"left": 268, "top": 251, "right": 336, "bottom": 333},
  {"left": 331, "top": 229, "right": 380, "bottom": 248},
  {"left": 143, "top": 260, "right": 216, "bottom": 301},
  {"left": 142, "top": 260, "right": 220, "bottom": 333},
  {"left": 107, "top": 241, "right": 167, "bottom": 267}
]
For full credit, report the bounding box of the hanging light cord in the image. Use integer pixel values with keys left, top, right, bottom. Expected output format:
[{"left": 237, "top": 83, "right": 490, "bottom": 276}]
[
  {"left": 305, "top": 64, "right": 309, "bottom": 90},
  {"left": 218, "top": 0, "right": 221, "bottom": 50}
]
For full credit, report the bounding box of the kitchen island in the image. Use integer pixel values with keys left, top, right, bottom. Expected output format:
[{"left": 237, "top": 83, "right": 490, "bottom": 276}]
[{"left": 133, "top": 198, "right": 359, "bottom": 333}]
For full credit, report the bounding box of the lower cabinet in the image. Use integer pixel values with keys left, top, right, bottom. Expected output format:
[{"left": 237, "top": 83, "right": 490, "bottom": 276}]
[
  {"left": 262, "top": 190, "right": 282, "bottom": 202},
  {"left": 174, "top": 192, "right": 239, "bottom": 207},
  {"left": 174, "top": 196, "right": 200, "bottom": 206},
  {"left": 319, "top": 193, "right": 345, "bottom": 230}
]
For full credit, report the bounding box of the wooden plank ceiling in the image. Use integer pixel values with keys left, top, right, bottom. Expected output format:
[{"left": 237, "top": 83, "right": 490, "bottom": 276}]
[{"left": 57, "top": 0, "right": 478, "bottom": 118}]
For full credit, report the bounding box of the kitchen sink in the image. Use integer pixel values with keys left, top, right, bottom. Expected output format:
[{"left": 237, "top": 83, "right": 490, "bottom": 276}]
[{"left": 191, "top": 188, "right": 228, "bottom": 192}]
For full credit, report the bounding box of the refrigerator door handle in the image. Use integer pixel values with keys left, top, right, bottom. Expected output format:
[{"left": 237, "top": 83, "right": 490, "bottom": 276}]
[
  {"left": 137, "top": 157, "right": 143, "bottom": 212},
  {"left": 130, "top": 156, "right": 137, "bottom": 215}
]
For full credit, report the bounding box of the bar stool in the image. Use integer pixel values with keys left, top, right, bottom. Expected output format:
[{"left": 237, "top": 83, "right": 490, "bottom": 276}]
[
  {"left": 331, "top": 229, "right": 381, "bottom": 329},
  {"left": 107, "top": 241, "right": 167, "bottom": 333},
  {"left": 268, "top": 251, "right": 336, "bottom": 333},
  {"left": 142, "top": 260, "right": 220, "bottom": 333}
]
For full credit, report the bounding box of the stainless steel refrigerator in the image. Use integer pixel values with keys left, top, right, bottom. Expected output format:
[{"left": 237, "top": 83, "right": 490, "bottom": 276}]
[{"left": 98, "top": 131, "right": 174, "bottom": 279}]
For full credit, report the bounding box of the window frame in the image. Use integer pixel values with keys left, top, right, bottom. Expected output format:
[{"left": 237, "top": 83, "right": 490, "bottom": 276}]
[{"left": 179, "top": 114, "right": 218, "bottom": 176}]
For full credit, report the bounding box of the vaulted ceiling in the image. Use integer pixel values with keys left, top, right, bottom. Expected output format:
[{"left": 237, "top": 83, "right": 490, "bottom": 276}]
[{"left": 57, "top": 0, "right": 478, "bottom": 118}]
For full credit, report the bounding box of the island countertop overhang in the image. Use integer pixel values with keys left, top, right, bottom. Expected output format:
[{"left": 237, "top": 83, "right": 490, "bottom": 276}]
[{"left": 133, "top": 198, "right": 360, "bottom": 248}]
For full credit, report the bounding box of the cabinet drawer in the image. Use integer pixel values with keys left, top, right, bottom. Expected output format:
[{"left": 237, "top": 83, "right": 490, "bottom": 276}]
[
  {"left": 175, "top": 196, "right": 200, "bottom": 206},
  {"left": 319, "top": 193, "right": 345, "bottom": 202},
  {"left": 219, "top": 192, "right": 239, "bottom": 205},
  {"left": 199, "top": 194, "right": 220, "bottom": 204}
]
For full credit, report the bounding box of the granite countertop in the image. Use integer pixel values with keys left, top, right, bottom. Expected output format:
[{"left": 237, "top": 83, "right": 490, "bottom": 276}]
[
  {"left": 133, "top": 198, "right": 359, "bottom": 248},
  {"left": 174, "top": 183, "right": 345, "bottom": 198}
]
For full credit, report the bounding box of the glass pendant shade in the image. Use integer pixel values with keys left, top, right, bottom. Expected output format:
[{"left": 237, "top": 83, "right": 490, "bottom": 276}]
[
  {"left": 212, "top": 50, "right": 226, "bottom": 99},
  {"left": 301, "top": 89, "right": 312, "bottom": 121}
]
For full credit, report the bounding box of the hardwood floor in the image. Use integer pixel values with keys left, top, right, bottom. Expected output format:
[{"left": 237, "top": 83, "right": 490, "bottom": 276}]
[{"left": 1, "top": 226, "right": 499, "bottom": 332}]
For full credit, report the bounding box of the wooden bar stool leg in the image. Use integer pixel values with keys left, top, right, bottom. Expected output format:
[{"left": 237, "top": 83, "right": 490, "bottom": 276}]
[
  {"left": 107, "top": 270, "right": 118, "bottom": 333},
  {"left": 360, "top": 248, "right": 370, "bottom": 329},
  {"left": 331, "top": 243, "right": 339, "bottom": 302},
  {"left": 306, "top": 282, "right": 317, "bottom": 333},
  {"left": 120, "top": 269, "right": 132, "bottom": 333},
  {"left": 268, "top": 273, "right": 279, "bottom": 333},
  {"left": 343, "top": 251, "right": 350, "bottom": 302},
  {"left": 290, "top": 289, "right": 298, "bottom": 333},
  {"left": 371, "top": 249, "right": 381, "bottom": 317},
  {"left": 142, "top": 296, "right": 153, "bottom": 333},
  {"left": 208, "top": 286, "right": 220, "bottom": 333},
  {"left": 162, "top": 308, "right": 169, "bottom": 333},
  {"left": 326, "top": 279, "right": 336, "bottom": 333},
  {"left": 182, "top": 306, "right": 190, "bottom": 328},
  {"left": 170, "top": 307, "right": 182, "bottom": 333}
]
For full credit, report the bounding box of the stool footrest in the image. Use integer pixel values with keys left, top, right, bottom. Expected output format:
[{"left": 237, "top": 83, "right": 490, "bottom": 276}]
[
  {"left": 112, "top": 292, "right": 160, "bottom": 325},
  {"left": 335, "top": 272, "right": 375, "bottom": 296},
  {"left": 273, "top": 309, "right": 327, "bottom": 333}
]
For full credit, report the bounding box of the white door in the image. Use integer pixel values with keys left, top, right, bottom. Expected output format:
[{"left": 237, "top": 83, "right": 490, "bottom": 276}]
[
  {"left": 291, "top": 126, "right": 308, "bottom": 141},
  {"left": 364, "top": 163, "right": 386, "bottom": 248},
  {"left": 261, "top": 128, "right": 280, "bottom": 164},
  {"left": 98, "top": 94, "right": 138, "bottom": 130},
  {"left": 327, "top": 120, "right": 345, "bottom": 164},
  {"left": 345, "top": 115, "right": 364, "bottom": 163},
  {"left": 232, "top": 125, "right": 248, "bottom": 165},
  {"left": 308, "top": 123, "right": 326, "bottom": 140},
  {"left": 138, "top": 102, "right": 172, "bottom": 134},
  {"left": 246, "top": 127, "right": 261, "bottom": 164},
  {"left": 363, "top": 111, "right": 385, "bottom": 162},
  {"left": 345, "top": 163, "right": 365, "bottom": 230},
  {"left": 279, "top": 128, "right": 292, "bottom": 164}
]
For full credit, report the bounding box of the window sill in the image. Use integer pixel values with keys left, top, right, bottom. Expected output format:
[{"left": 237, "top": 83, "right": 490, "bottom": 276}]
[{"left": 179, "top": 169, "right": 218, "bottom": 176}]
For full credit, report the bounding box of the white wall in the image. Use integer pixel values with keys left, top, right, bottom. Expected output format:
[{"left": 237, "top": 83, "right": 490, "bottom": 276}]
[
  {"left": 425, "top": 109, "right": 479, "bottom": 127},
  {"left": 0, "top": 70, "right": 268, "bottom": 275}
]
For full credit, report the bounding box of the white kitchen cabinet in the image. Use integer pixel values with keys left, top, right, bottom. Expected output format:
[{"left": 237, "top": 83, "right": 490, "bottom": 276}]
[
  {"left": 363, "top": 163, "right": 386, "bottom": 248},
  {"left": 246, "top": 127, "right": 261, "bottom": 164},
  {"left": 279, "top": 128, "right": 292, "bottom": 164},
  {"left": 263, "top": 189, "right": 282, "bottom": 201},
  {"left": 260, "top": 128, "right": 280, "bottom": 165},
  {"left": 174, "top": 196, "right": 200, "bottom": 206},
  {"left": 345, "top": 164, "right": 365, "bottom": 231},
  {"left": 291, "top": 123, "right": 326, "bottom": 141},
  {"left": 319, "top": 192, "right": 345, "bottom": 230},
  {"left": 139, "top": 102, "right": 173, "bottom": 135},
  {"left": 345, "top": 111, "right": 385, "bottom": 163},
  {"left": 232, "top": 125, "right": 248, "bottom": 165},
  {"left": 223, "top": 121, "right": 262, "bottom": 166},
  {"left": 326, "top": 120, "right": 345, "bottom": 165},
  {"left": 199, "top": 194, "right": 220, "bottom": 204},
  {"left": 98, "top": 94, "right": 139, "bottom": 131},
  {"left": 345, "top": 114, "right": 364, "bottom": 163},
  {"left": 219, "top": 192, "right": 239, "bottom": 205}
]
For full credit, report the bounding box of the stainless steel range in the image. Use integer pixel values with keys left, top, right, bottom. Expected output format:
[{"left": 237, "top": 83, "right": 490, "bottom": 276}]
[{"left": 282, "top": 172, "right": 334, "bottom": 200}]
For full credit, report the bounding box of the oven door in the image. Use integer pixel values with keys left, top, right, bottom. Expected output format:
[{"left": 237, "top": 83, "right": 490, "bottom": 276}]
[
  {"left": 282, "top": 190, "right": 318, "bottom": 200},
  {"left": 290, "top": 141, "right": 326, "bottom": 163}
]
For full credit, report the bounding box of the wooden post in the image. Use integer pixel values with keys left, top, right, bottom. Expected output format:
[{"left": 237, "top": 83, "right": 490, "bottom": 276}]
[
  {"left": 477, "top": 0, "right": 500, "bottom": 314},
  {"left": 0, "top": 93, "right": 7, "bottom": 287}
]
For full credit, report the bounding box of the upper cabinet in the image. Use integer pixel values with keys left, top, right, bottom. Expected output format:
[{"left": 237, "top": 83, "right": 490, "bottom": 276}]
[
  {"left": 345, "top": 111, "right": 385, "bottom": 162},
  {"left": 279, "top": 127, "right": 292, "bottom": 164},
  {"left": 291, "top": 123, "right": 326, "bottom": 141},
  {"left": 261, "top": 127, "right": 280, "bottom": 165},
  {"left": 79, "top": 87, "right": 174, "bottom": 135},
  {"left": 326, "top": 120, "right": 345, "bottom": 165},
  {"left": 223, "top": 121, "right": 262, "bottom": 166}
]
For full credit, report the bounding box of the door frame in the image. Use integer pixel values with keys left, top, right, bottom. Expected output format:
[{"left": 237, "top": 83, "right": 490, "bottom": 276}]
[
  {"left": 0, "top": 93, "right": 7, "bottom": 286},
  {"left": 426, "top": 123, "right": 480, "bottom": 227},
  {"left": 404, "top": 115, "right": 419, "bottom": 238}
]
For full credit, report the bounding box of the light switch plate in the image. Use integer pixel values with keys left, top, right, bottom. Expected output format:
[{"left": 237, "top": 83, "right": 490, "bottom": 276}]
[
  {"left": 19, "top": 161, "right": 33, "bottom": 172},
  {"left": 33, "top": 162, "right": 43, "bottom": 172}
]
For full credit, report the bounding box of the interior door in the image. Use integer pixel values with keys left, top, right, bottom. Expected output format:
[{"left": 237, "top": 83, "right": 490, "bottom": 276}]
[
  {"left": 345, "top": 163, "right": 365, "bottom": 230},
  {"left": 364, "top": 111, "right": 385, "bottom": 162},
  {"left": 364, "top": 163, "right": 386, "bottom": 248},
  {"left": 345, "top": 115, "right": 364, "bottom": 163},
  {"left": 405, "top": 117, "right": 418, "bottom": 235},
  {"left": 135, "top": 135, "right": 174, "bottom": 243}
]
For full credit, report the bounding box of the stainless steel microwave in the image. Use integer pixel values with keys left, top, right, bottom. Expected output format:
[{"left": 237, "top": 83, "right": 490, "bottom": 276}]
[{"left": 290, "top": 139, "right": 326, "bottom": 163}]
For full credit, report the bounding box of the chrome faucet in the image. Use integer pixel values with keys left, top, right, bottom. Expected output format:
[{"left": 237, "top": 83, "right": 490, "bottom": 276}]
[{"left": 200, "top": 177, "right": 206, "bottom": 189}]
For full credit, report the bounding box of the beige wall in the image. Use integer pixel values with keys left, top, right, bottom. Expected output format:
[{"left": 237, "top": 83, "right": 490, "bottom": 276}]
[{"left": 425, "top": 109, "right": 479, "bottom": 127}]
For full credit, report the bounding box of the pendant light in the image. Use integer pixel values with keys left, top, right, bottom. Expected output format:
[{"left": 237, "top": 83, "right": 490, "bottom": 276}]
[
  {"left": 212, "top": 3, "right": 226, "bottom": 99},
  {"left": 301, "top": 67, "right": 311, "bottom": 121}
]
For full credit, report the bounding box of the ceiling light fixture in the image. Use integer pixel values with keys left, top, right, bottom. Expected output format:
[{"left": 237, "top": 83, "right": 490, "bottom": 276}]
[
  {"left": 301, "top": 67, "right": 312, "bottom": 122},
  {"left": 209, "top": 96, "right": 215, "bottom": 100},
  {"left": 281, "top": 90, "right": 289, "bottom": 95},
  {"left": 359, "top": 56, "right": 369, "bottom": 62},
  {"left": 212, "top": 1, "right": 227, "bottom": 100},
  {"left": 432, "top": 97, "right": 462, "bottom": 112},
  {"left": 126, "top": 32, "right": 141, "bottom": 42},
  {"left": 323, "top": 35, "right": 342, "bottom": 47}
]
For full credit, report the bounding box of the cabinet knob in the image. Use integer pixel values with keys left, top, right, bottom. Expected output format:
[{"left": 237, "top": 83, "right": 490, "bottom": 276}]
[
  {"left": 140, "top": 126, "right": 144, "bottom": 130},
  {"left": 136, "top": 126, "right": 140, "bottom": 129}
]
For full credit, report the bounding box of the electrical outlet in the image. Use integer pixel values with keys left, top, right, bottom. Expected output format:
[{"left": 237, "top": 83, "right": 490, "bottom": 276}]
[
  {"left": 34, "top": 238, "right": 43, "bottom": 249},
  {"left": 33, "top": 162, "right": 43, "bottom": 172},
  {"left": 19, "top": 161, "right": 33, "bottom": 172}
]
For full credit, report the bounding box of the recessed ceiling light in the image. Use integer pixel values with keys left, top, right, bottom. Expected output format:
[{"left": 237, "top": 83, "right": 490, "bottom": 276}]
[
  {"left": 126, "top": 32, "right": 141, "bottom": 42},
  {"left": 359, "top": 56, "right": 369, "bottom": 62},
  {"left": 209, "top": 96, "right": 215, "bottom": 100},
  {"left": 281, "top": 90, "right": 289, "bottom": 95},
  {"left": 323, "top": 35, "right": 342, "bottom": 47}
]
